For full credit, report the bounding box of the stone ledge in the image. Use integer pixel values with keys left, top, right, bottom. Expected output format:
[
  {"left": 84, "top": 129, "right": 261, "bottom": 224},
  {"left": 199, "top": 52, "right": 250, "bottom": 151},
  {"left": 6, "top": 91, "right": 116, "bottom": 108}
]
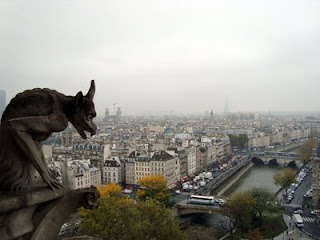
[
  {"left": 0, "top": 186, "right": 99, "bottom": 240},
  {"left": 0, "top": 187, "right": 67, "bottom": 214}
]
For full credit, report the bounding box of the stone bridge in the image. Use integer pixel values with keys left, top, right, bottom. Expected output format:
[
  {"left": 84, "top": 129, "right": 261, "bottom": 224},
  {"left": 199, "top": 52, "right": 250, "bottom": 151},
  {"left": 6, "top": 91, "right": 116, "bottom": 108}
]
[
  {"left": 174, "top": 203, "right": 224, "bottom": 217},
  {"left": 251, "top": 152, "right": 300, "bottom": 166}
]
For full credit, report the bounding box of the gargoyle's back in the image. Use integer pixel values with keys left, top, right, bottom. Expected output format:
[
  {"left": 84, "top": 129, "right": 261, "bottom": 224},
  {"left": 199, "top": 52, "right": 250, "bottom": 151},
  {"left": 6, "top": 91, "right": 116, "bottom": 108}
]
[{"left": 1, "top": 88, "right": 65, "bottom": 124}]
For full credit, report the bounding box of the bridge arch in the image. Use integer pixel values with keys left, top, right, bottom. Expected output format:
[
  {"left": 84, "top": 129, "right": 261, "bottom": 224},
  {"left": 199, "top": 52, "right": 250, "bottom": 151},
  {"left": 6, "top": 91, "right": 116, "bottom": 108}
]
[
  {"left": 267, "top": 158, "right": 278, "bottom": 166},
  {"left": 175, "top": 205, "right": 224, "bottom": 217},
  {"left": 286, "top": 161, "right": 297, "bottom": 168},
  {"left": 252, "top": 157, "right": 264, "bottom": 165}
]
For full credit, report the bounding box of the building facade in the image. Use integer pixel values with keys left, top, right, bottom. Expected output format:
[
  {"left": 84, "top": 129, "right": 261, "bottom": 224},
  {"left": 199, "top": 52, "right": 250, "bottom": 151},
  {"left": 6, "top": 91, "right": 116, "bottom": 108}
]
[
  {"left": 103, "top": 156, "right": 122, "bottom": 184},
  {"left": 63, "top": 159, "right": 101, "bottom": 190}
]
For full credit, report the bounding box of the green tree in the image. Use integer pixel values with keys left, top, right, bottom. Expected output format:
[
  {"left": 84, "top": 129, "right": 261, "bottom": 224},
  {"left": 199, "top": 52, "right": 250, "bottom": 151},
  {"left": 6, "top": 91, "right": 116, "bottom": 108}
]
[
  {"left": 239, "top": 134, "right": 249, "bottom": 149},
  {"left": 248, "top": 187, "right": 274, "bottom": 217},
  {"left": 134, "top": 199, "right": 185, "bottom": 240},
  {"left": 79, "top": 196, "right": 185, "bottom": 240},
  {"left": 227, "top": 191, "right": 256, "bottom": 231},
  {"left": 227, "top": 134, "right": 248, "bottom": 149},
  {"left": 79, "top": 194, "right": 135, "bottom": 239},
  {"left": 273, "top": 168, "right": 296, "bottom": 198},
  {"left": 299, "top": 137, "right": 318, "bottom": 165},
  {"left": 137, "top": 175, "right": 171, "bottom": 206}
]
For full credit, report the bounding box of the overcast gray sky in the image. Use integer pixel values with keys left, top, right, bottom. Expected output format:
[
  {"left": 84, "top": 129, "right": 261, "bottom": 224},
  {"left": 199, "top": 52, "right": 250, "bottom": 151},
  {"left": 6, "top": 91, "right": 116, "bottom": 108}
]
[{"left": 1, "top": 0, "right": 320, "bottom": 116}]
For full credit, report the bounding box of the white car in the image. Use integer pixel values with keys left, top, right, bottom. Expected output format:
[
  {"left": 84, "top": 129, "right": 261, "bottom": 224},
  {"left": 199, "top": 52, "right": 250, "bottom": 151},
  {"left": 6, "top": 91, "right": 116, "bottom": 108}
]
[
  {"left": 216, "top": 199, "right": 226, "bottom": 205},
  {"left": 287, "top": 194, "right": 293, "bottom": 202},
  {"left": 294, "top": 209, "right": 303, "bottom": 214},
  {"left": 311, "top": 210, "right": 320, "bottom": 215}
]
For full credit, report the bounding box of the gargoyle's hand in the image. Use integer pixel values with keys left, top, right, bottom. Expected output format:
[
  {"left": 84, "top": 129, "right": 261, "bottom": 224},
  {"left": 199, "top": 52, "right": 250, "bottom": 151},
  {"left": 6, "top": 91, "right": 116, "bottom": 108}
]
[
  {"left": 42, "top": 172, "right": 64, "bottom": 191},
  {"left": 82, "top": 186, "right": 100, "bottom": 209}
]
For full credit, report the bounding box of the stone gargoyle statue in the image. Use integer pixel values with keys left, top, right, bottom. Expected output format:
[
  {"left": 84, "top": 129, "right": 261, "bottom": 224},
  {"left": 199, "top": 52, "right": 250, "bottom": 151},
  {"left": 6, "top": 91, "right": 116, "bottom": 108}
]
[
  {"left": 0, "top": 80, "right": 97, "bottom": 192},
  {"left": 0, "top": 81, "right": 100, "bottom": 240}
]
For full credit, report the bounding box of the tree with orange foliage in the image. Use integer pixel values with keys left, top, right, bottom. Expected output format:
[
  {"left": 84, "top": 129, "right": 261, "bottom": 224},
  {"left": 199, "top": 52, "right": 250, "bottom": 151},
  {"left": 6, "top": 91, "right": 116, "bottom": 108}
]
[
  {"left": 79, "top": 181, "right": 186, "bottom": 240},
  {"left": 137, "top": 175, "right": 171, "bottom": 206},
  {"left": 97, "top": 182, "right": 122, "bottom": 198},
  {"left": 80, "top": 182, "right": 123, "bottom": 217}
]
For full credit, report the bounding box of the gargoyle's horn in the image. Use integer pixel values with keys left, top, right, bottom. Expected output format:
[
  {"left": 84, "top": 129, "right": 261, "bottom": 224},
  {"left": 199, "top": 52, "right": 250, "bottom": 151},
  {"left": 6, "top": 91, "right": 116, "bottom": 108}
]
[{"left": 86, "top": 80, "right": 95, "bottom": 100}]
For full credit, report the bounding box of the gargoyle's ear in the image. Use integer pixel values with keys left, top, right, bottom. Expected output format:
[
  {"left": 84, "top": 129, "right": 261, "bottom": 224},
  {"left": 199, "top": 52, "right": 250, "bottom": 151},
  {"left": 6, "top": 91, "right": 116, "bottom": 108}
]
[
  {"left": 85, "top": 80, "right": 95, "bottom": 100},
  {"left": 75, "top": 91, "right": 83, "bottom": 111}
]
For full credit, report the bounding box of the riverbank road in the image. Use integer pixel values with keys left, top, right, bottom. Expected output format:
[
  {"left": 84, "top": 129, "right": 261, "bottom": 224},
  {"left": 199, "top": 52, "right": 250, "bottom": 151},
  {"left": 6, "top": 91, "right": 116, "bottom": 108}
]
[
  {"left": 273, "top": 214, "right": 312, "bottom": 240},
  {"left": 281, "top": 166, "right": 320, "bottom": 239}
]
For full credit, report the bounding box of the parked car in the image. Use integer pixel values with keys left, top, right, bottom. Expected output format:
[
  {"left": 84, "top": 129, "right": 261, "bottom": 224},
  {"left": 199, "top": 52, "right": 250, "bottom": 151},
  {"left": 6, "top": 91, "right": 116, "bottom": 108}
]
[
  {"left": 294, "top": 208, "right": 303, "bottom": 214},
  {"left": 216, "top": 199, "right": 226, "bottom": 205},
  {"left": 311, "top": 210, "right": 320, "bottom": 215},
  {"left": 304, "top": 192, "right": 312, "bottom": 198}
]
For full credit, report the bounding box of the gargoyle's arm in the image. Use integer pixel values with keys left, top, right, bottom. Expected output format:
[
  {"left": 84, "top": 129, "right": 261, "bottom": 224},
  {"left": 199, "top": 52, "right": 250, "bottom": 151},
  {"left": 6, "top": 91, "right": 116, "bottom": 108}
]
[{"left": 7, "top": 113, "right": 68, "bottom": 190}]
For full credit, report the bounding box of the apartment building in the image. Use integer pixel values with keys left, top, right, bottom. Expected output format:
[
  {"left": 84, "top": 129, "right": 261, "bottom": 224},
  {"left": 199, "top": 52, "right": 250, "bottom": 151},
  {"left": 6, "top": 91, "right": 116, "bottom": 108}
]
[
  {"left": 196, "top": 146, "right": 207, "bottom": 173},
  {"left": 290, "top": 128, "right": 302, "bottom": 142},
  {"left": 248, "top": 134, "right": 271, "bottom": 149},
  {"left": 151, "top": 151, "right": 176, "bottom": 189},
  {"left": 170, "top": 148, "right": 187, "bottom": 179},
  {"left": 186, "top": 146, "right": 196, "bottom": 177},
  {"left": 53, "top": 146, "right": 73, "bottom": 160},
  {"left": 206, "top": 143, "right": 216, "bottom": 166},
  {"left": 271, "top": 131, "right": 284, "bottom": 145},
  {"left": 90, "top": 167, "right": 102, "bottom": 186},
  {"left": 103, "top": 156, "right": 122, "bottom": 184},
  {"left": 125, "top": 150, "right": 177, "bottom": 189},
  {"left": 125, "top": 157, "right": 136, "bottom": 186},
  {"left": 215, "top": 141, "right": 225, "bottom": 162},
  {"left": 64, "top": 159, "right": 101, "bottom": 190},
  {"left": 73, "top": 142, "right": 104, "bottom": 165}
]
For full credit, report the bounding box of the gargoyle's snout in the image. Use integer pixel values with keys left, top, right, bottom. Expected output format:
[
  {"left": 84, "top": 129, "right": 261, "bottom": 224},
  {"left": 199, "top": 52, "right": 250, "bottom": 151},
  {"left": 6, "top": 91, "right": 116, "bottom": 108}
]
[{"left": 90, "top": 125, "right": 97, "bottom": 136}]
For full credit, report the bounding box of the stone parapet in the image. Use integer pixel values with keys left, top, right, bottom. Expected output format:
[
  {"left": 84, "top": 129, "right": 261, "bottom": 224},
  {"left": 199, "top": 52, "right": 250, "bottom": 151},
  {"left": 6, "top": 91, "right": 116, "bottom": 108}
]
[{"left": 0, "top": 186, "right": 99, "bottom": 240}]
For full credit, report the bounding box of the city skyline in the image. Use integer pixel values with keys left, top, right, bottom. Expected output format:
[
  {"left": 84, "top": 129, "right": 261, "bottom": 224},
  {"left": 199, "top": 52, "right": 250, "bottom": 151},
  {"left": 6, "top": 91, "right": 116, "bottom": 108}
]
[
  {"left": 0, "top": 90, "right": 5, "bottom": 118},
  {"left": 1, "top": 1, "right": 320, "bottom": 116}
]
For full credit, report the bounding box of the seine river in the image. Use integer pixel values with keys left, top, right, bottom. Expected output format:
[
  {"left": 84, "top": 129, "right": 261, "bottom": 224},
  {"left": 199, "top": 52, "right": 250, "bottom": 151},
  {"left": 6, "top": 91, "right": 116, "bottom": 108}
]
[
  {"left": 190, "top": 162, "right": 303, "bottom": 238},
  {"left": 226, "top": 159, "right": 303, "bottom": 196},
  {"left": 225, "top": 165, "right": 283, "bottom": 195}
]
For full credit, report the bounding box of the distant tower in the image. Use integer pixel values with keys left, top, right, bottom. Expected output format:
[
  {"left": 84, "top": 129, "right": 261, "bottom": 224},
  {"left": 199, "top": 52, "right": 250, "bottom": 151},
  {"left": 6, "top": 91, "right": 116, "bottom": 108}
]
[
  {"left": 0, "top": 90, "right": 5, "bottom": 118},
  {"left": 224, "top": 97, "right": 229, "bottom": 114},
  {"left": 210, "top": 109, "right": 214, "bottom": 120},
  {"left": 116, "top": 107, "right": 122, "bottom": 118},
  {"left": 104, "top": 108, "right": 109, "bottom": 121}
]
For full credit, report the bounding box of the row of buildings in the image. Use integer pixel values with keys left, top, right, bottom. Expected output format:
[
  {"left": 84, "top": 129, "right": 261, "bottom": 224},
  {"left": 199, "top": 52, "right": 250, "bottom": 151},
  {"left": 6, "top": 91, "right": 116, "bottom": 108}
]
[
  {"left": 45, "top": 136, "right": 231, "bottom": 190},
  {"left": 43, "top": 112, "right": 320, "bottom": 191}
]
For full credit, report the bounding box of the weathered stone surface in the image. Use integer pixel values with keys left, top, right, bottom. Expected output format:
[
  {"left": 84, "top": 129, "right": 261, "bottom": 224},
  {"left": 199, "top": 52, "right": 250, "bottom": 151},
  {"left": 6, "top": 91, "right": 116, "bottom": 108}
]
[
  {"left": 63, "top": 236, "right": 102, "bottom": 240},
  {"left": 0, "top": 81, "right": 100, "bottom": 239},
  {"left": 0, "top": 187, "right": 99, "bottom": 240},
  {"left": 0, "top": 187, "right": 66, "bottom": 214},
  {"left": 0, "top": 80, "right": 97, "bottom": 192}
]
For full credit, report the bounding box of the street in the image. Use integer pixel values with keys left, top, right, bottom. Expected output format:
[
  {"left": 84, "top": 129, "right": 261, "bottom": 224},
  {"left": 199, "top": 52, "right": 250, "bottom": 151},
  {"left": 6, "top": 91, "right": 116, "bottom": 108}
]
[{"left": 285, "top": 167, "right": 320, "bottom": 239}]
